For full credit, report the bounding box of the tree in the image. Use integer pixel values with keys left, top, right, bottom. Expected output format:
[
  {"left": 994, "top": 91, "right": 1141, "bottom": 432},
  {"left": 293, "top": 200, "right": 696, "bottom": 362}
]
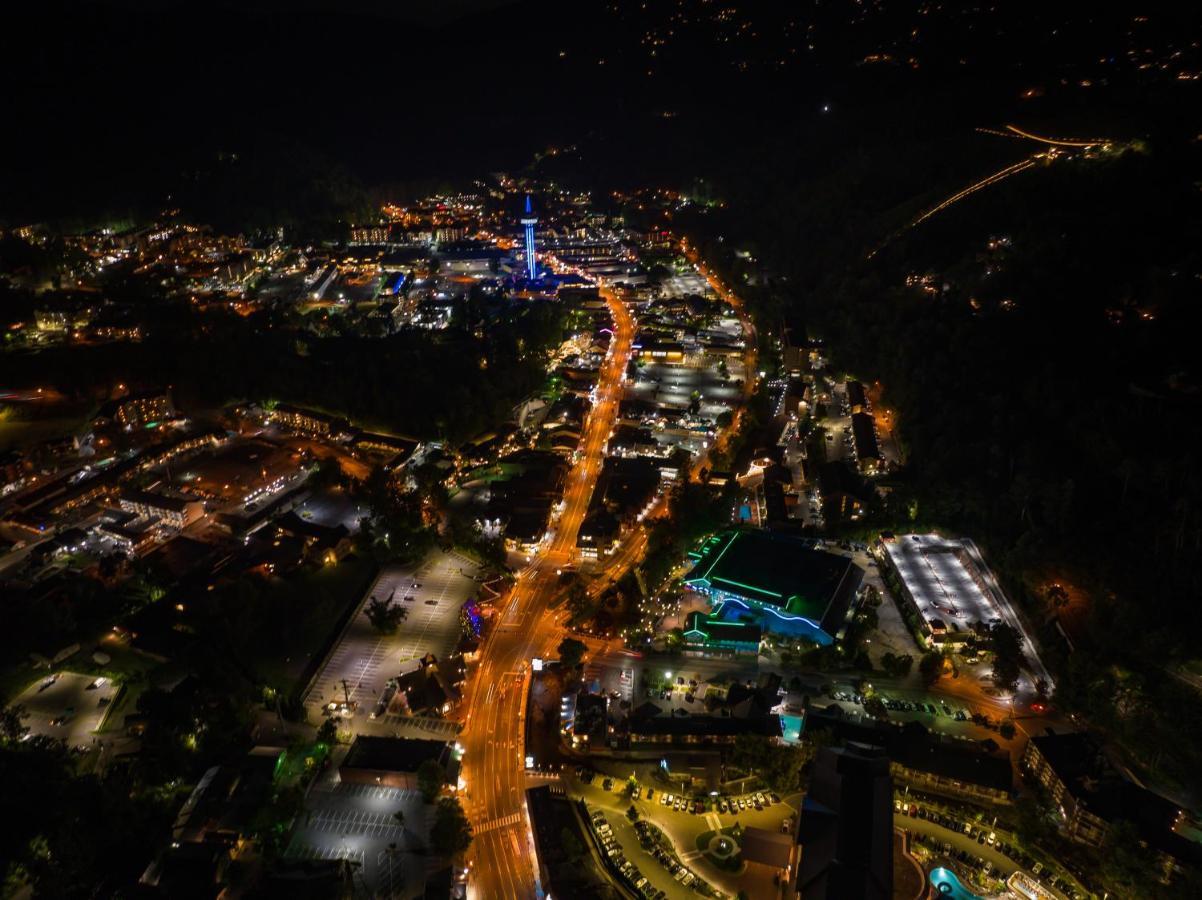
[
  {"left": 0, "top": 705, "right": 30, "bottom": 745},
  {"left": 429, "top": 797, "right": 473, "bottom": 858},
  {"left": 417, "top": 758, "right": 445, "bottom": 803},
  {"left": 365, "top": 597, "right": 407, "bottom": 634},
  {"left": 1013, "top": 792, "right": 1056, "bottom": 849},
  {"left": 919, "top": 651, "right": 945, "bottom": 685},
  {"left": 999, "top": 721, "right": 1017, "bottom": 740},
  {"left": 393, "top": 808, "right": 405, "bottom": 829},
  {"left": 1034, "top": 677, "right": 1049, "bottom": 703},
  {"left": 1097, "top": 820, "right": 1159, "bottom": 898},
  {"left": 1044, "top": 583, "right": 1070, "bottom": 612},
  {"left": 626, "top": 804, "right": 639, "bottom": 822},
  {"left": 991, "top": 622, "right": 1024, "bottom": 693},
  {"left": 557, "top": 637, "right": 587, "bottom": 669},
  {"left": 315, "top": 717, "right": 338, "bottom": 746},
  {"left": 863, "top": 696, "right": 888, "bottom": 720},
  {"left": 990, "top": 648, "right": 1019, "bottom": 692}
]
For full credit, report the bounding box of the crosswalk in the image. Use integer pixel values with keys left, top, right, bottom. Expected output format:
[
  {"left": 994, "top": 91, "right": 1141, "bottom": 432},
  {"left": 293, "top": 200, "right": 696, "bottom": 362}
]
[{"left": 474, "top": 811, "right": 523, "bottom": 835}]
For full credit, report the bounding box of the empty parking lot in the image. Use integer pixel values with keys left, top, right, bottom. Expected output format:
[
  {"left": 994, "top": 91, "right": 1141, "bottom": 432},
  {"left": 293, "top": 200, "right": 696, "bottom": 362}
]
[{"left": 304, "top": 550, "right": 480, "bottom": 720}]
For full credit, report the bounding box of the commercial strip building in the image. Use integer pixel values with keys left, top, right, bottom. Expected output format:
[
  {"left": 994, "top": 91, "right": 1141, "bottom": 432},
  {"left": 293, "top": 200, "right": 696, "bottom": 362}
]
[
  {"left": 338, "top": 736, "right": 459, "bottom": 791},
  {"left": 684, "top": 529, "right": 864, "bottom": 645}
]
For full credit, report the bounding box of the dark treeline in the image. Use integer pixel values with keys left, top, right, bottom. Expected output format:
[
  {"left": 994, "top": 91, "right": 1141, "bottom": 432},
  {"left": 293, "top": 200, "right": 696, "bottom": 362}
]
[{"left": 3, "top": 299, "right": 566, "bottom": 444}]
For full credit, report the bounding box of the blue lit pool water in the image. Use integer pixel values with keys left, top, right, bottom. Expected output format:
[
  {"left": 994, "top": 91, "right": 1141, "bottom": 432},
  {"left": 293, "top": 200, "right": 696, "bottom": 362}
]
[
  {"left": 928, "top": 867, "right": 983, "bottom": 900},
  {"left": 781, "top": 714, "right": 803, "bottom": 743}
]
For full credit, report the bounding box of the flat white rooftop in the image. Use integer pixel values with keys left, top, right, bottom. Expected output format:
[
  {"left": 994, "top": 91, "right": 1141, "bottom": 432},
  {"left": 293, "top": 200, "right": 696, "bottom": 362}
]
[{"left": 885, "top": 533, "right": 1000, "bottom": 631}]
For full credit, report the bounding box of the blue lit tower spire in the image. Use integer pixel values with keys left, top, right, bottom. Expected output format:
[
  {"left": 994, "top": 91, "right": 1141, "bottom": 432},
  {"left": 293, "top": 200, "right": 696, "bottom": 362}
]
[{"left": 520, "top": 194, "right": 538, "bottom": 281}]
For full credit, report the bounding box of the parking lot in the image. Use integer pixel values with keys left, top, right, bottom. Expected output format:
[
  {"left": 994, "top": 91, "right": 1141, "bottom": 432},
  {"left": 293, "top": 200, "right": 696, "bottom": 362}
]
[
  {"left": 290, "top": 767, "right": 431, "bottom": 899},
  {"left": 567, "top": 765, "right": 798, "bottom": 898},
  {"left": 896, "top": 801, "right": 1076, "bottom": 900},
  {"left": 11, "top": 670, "right": 117, "bottom": 748},
  {"left": 304, "top": 550, "right": 480, "bottom": 724},
  {"left": 660, "top": 273, "right": 714, "bottom": 299},
  {"left": 630, "top": 359, "right": 745, "bottom": 416},
  {"left": 294, "top": 485, "right": 367, "bottom": 532}
]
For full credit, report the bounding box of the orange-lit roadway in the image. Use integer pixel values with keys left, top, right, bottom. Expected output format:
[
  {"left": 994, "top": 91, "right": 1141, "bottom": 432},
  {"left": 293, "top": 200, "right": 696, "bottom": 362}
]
[{"left": 459, "top": 283, "right": 634, "bottom": 899}]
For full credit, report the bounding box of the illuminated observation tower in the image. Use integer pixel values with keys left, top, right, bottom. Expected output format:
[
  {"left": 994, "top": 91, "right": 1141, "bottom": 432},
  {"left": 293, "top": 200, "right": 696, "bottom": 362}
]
[{"left": 520, "top": 194, "right": 538, "bottom": 281}]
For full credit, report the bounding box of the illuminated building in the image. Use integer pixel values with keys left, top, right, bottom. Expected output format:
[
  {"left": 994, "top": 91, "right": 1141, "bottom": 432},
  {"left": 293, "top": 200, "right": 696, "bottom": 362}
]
[
  {"left": 112, "top": 390, "right": 174, "bottom": 429},
  {"left": 683, "top": 530, "right": 863, "bottom": 645},
  {"left": 118, "top": 487, "right": 205, "bottom": 529},
  {"left": 681, "top": 610, "right": 761, "bottom": 654},
  {"left": 338, "top": 736, "right": 458, "bottom": 791},
  {"left": 520, "top": 194, "right": 538, "bottom": 280}
]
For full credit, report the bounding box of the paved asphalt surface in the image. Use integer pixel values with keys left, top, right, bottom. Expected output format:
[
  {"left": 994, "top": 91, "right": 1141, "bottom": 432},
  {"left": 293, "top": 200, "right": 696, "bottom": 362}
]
[
  {"left": 290, "top": 759, "right": 433, "bottom": 898},
  {"left": 305, "top": 552, "right": 479, "bottom": 715},
  {"left": 13, "top": 670, "right": 117, "bottom": 749},
  {"left": 459, "top": 283, "right": 635, "bottom": 899}
]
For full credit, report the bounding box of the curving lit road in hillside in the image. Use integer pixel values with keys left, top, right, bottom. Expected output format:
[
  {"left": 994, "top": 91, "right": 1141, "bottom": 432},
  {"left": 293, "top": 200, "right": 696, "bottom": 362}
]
[{"left": 459, "top": 284, "right": 635, "bottom": 899}]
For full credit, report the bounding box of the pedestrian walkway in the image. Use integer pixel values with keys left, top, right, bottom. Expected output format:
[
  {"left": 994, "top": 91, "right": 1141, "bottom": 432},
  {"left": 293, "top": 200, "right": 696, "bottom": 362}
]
[{"left": 475, "top": 811, "right": 524, "bottom": 835}]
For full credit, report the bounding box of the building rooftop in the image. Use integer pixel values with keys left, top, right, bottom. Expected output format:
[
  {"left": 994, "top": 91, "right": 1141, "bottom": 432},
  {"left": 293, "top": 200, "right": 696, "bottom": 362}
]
[
  {"left": 628, "top": 711, "right": 782, "bottom": 739},
  {"left": 686, "top": 529, "right": 862, "bottom": 627},
  {"left": 683, "top": 610, "right": 762, "bottom": 646},
  {"left": 851, "top": 412, "right": 881, "bottom": 460},
  {"left": 884, "top": 534, "right": 1000, "bottom": 630},
  {"left": 797, "top": 745, "right": 893, "bottom": 900},
  {"left": 340, "top": 736, "right": 449, "bottom": 774}
]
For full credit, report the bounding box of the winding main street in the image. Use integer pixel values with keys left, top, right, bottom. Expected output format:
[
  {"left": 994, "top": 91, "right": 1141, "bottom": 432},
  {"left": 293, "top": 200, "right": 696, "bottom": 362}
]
[{"left": 459, "top": 284, "right": 635, "bottom": 898}]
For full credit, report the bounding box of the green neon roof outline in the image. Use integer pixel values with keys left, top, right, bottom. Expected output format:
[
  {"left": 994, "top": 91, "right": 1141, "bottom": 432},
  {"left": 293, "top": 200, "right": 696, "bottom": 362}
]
[
  {"left": 695, "top": 531, "right": 739, "bottom": 581},
  {"left": 710, "top": 575, "right": 782, "bottom": 600}
]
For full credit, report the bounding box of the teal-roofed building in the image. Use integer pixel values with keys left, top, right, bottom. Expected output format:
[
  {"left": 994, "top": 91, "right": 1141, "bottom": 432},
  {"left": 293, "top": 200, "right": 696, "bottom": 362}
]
[
  {"left": 682, "top": 610, "right": 762, "bottom": 654},
  {"left": 684, "top": 529, "right": 863, "bottom": 645}
]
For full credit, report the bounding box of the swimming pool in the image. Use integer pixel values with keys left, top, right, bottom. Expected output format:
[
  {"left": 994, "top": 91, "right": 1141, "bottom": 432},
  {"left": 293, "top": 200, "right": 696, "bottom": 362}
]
[
  {"left": 781, "top": 714, "right": 803, "bottom": 743},
  {"left": 928, "top": 867, "right": 984, "bottom": 900}
]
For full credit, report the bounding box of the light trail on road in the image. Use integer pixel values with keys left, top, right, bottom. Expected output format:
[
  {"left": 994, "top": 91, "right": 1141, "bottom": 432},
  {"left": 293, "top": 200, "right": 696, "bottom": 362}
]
[{"left": 460, "top": 282, "right": 635, "bottom": 899}]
